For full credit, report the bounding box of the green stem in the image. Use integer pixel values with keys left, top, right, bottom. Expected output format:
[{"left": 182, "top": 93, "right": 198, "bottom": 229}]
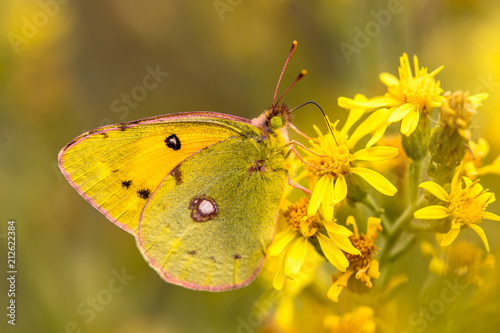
[
  {"left": 409, "top": 159, "right": 422, "bottom": 207},
  {"left": 379, "top": 196, "right": 426, "bottom": 265},
  {"left": 361, "top": 195, "right": 392, "bottom": 236}
]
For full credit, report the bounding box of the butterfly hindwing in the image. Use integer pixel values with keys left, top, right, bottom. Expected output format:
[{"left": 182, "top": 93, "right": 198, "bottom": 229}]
[
  {"left": 58, "top": 112, "right": 254, "bottom": 234},
  {"left": 137, "top": 136, "right": 289, "bottom": 291}
]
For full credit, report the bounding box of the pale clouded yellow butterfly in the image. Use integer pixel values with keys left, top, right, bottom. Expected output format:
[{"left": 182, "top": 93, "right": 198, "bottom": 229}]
[{"left": 59, "top": 41, "right": 303, "bottom": 291}]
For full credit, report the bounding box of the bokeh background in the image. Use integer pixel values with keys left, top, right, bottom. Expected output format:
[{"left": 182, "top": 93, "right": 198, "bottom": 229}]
[{"left": 2, "top": 0, "right": 500, "bottom": 332}]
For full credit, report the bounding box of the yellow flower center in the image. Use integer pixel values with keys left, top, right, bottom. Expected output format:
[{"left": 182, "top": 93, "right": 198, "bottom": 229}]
[
  {"left": 387, "top": 53, "right": 443, "bottom": 115},
  {"left": 306, "top": 136, "right": 353, "bottom": 178},
  {"left": 448, "top": 186, "right": 484, "bottom": 226},
  {"left": 344, "top": 234, "right": 375, "bottom": 270},
  {"left": 284, "top": 197, "right": 320, "bottom": 237}
]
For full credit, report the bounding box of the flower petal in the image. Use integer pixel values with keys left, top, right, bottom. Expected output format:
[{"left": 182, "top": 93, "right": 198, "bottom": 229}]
[
  {"left": 367, "top": 217, "right": 382, "bottom": 238},
  {"left": 469, "top": 224, "right": 490, "bottom": 252},
  {"left": 379, "top": 72, "right": 399, "bottom": 86},
  {"left": 268, "top": 230, "right": 297, "bottom": 257},
  {"left": 351, "top": 167, "right": 397, "bottom": 196},
  {"left": 482, "top": 211, "right": 500, "bottom": 221},
  {"left": 348, "top": 108, "right": 390, "bottom": 147},
  {"left": 284, "top": 237, "right": 308, "bottom": 278},
  {"left": 462, "top": 176, "right": 473, "bottom": 188},
  {"left": 272, "top": 261, "right": 286, "bottom": 290},
  {"left": 451, "top": 164, "right": 462, "bottom": 190},
  {"left": 367, "top": 260, "right": 380, "bottom": 279},
  {"left": 440, "top": 220, "right": 460, "bottom": 246},
  {"left": 414, "top": 205, "right": 450, "bottom": 219},
  {"left": 419, "top": 181, "right": 450, "bottom": 202},
  {"left": 321, "top": 177, "right": 335, "bottom": 223},
  {"left": 308, "top": 175, "right": 330, "bottom": 216},
  {"left": 478, "top": 192, "right": 496, "bottom": 205},
  {"left": 324, "top": 221, "right": 353, "bottom": 237},
  {"left": 388, "top": 103, "right": 415, "bottom": 123},
  {"left": 338, "top": 96, "right": 395, "bottom": 109},
  {"left": 341, "top": 94, "right": 368, "bottom": 135},
  {"left": 317, "top": 233, "right": 349, "bottom": 271},
  {"left": 400, "top": 108, "right": 419, "bottom": 136},
  {"left": 328, "top": 232, "right": 361, "bottom": 255},
  {"left": 327, "top": 271, "right": 353, "bottom": 302},
  {"left": 334, "top": 175, "right": 347, "bottom": 204},
  {"left": 353, "top": 146, "right": 399, "bottom": 161},
  {"left": 366, "top": 125, "right": 387, "bottom": 148}
]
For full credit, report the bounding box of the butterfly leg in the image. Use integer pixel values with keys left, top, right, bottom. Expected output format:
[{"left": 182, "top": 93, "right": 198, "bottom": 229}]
[{"left": 287, "top": 176, "right": 311, "bottom": 195}]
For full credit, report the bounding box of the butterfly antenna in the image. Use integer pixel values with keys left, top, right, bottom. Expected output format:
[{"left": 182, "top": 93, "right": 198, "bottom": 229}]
[
  {"left": 272, "top": 40, "right": 298, "bottom": 108},
  {"left": 290, "top": 101, "right": 338, "bottom": 145},
  {"left": 274, "top": 70, "right": 307, "bottom": 108}
]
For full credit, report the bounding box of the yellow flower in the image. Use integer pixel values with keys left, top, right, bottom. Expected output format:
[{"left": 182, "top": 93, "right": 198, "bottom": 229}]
[
  {"left": 327, "top": 216, "right": 382, "bottom": 302},
  {"left": 427, "top": 91, "right": 488, "bottom": 182},
  {"left": 462, "top": 138, "right": 500, "bottom": 179},
  {"left": 338, "top": 53, "right": 444, "bottom": 137},
  {"left": 268, "top": 198, "right": 361, "bottom": 290},
  {"left": 324, "top": 306, "right": 376, "bottom": 333},
  {"left": 414, "top": 165, "right": 500, "bottom": 252},
  {"left": 259, "top": 248, "right": 326, "bottom": 333},
  {"left": 421, "top": 240, "right": 495, "bottom": 287},
  {"left": 439, "top": 91, "right": 488, "bottom": 140},
  {"left": 305, "top": 121, "right": 398, "bottom": 224}
]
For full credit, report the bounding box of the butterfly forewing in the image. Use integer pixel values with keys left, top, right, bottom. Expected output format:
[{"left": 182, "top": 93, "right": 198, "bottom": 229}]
[{"left": 58, "top": 112, "right": 248, "bottom": 234}]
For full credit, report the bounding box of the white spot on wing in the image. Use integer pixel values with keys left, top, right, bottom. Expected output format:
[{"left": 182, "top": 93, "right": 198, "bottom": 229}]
[{"left": 199, "top": 199, "right": 215, "bottom": 215}]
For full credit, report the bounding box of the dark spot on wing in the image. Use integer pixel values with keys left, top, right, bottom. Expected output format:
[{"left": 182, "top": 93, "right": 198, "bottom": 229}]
[
  {"left": 189, "top": 196, "right": 218, "bottom": 222},
  {"left": 137, "top": 188, "right": 151, "bottom": 199},
  {"left": 119, "top": 125, "right": 128, "bottom": 131},
  {"left": 112, "top": 169, "right": 118, "bottom": 173},
  {"left": 171, "top": 165, "right": 182, "bottom": 185},
  {"left": 101, "top": 133, "right": 109, "bottom": 139},
  {"left": 121, "top": 180, "right": 132, "bottom": 189},
  {"left": 210, "top": 256, "right": 216, "bottom": 263},
  {"left": 187, "top": 250, "right": 196, "bottom": 256},
  {"left": 233, "top": 254, "right": 241, "bottom": 260},
  {"left": 165, "top": 134, "right": 181, "bottom": 150}
]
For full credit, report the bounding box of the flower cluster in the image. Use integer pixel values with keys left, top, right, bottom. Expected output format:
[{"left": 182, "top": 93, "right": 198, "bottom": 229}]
[{"left": 260, "top": 52, "right": 499, "bottom": 331}]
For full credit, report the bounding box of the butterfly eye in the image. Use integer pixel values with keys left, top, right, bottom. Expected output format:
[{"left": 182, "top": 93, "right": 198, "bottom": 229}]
[{"left": 269, "top": 116, "right": 283, "bottom": 130}]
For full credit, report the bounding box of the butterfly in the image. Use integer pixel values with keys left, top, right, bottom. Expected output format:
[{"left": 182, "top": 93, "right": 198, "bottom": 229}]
[{"left": 59, "top": 41, "right": 304, "bottom": 291}]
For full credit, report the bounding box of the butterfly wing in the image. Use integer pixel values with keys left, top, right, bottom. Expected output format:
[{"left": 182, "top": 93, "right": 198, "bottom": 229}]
[
  {"left": 137, "top": 134, "right": 289, "bottom": 291},
  {"left": 58, "top": 112, "right": 253, "bottom": 234}
]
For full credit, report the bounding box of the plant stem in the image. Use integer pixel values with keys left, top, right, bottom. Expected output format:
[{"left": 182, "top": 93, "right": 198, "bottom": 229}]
[
  {"left": 379, "top": 196, "right": 425, "bottom": 265},
  {"left": 409, "top": 159, "right": 422, "bottom": 207},
  {"left": 361, "top": 195, "right": 392, "bottom": 236}
]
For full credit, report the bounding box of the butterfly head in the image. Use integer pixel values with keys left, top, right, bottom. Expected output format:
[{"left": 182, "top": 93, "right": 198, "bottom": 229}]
[
  {"left": 268, "top": 103, "right": 291, "bottom": 131},
  {"left": 250, "top": 103, "right": 291, "bottom": 140}
]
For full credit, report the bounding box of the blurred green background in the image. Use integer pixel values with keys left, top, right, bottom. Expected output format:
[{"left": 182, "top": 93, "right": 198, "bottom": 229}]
[{"left": 2, "top": 0, "right": 500, "bottom": 332}]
